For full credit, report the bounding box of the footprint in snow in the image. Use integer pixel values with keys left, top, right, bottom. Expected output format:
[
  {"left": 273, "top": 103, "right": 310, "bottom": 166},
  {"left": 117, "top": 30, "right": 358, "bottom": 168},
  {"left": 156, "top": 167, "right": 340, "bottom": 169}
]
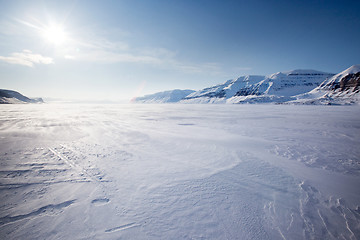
[{"left": 91, "top": 198, "right": 110, "bottom": 206}]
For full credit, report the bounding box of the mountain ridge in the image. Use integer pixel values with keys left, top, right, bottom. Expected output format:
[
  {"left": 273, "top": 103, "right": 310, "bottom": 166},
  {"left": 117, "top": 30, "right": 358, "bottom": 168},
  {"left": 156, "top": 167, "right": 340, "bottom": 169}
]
[
  {"left": 292, "top": 65, "right": 360, "bottom": 105},
  {"left": 133, "top": 65, "right": 360, "bottom": 105}
]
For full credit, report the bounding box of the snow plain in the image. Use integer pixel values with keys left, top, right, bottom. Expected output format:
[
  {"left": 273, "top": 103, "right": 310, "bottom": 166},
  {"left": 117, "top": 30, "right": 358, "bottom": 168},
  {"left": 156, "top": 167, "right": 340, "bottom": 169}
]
[{"left": 0, "top": 104, "right": 359, "bottom": 239}]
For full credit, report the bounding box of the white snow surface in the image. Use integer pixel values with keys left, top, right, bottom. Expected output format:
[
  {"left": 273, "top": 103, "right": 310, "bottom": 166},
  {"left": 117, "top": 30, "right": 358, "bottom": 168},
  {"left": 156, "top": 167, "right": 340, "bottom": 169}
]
[{"left": 1, "top": 104, "right": 360, "bottom": 239}]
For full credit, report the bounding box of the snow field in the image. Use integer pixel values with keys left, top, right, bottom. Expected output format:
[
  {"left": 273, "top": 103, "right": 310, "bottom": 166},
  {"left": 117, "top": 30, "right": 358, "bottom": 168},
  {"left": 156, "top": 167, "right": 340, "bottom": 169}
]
[{"left": 0, "top": 104, "right": 359, "bottom": 239}]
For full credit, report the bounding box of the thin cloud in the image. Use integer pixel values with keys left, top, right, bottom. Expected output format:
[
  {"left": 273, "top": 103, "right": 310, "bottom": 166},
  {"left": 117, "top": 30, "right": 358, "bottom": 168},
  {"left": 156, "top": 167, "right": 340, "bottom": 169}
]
[
  {"left": 232, "top": 66, "right": 253, "bottom": 71},
  {"left": 59, "top": 26, "right": 225, "bottom": 74},
  {"left": 63, "top": 32, "right": 155, "bottom": 64},
  {"left": 172, "top": 62, "right": 222, "bottom": 74},
  {"left": 77, "top": 50, "right": 162, "bottom": 64},
  {"left": 1, "top": 17, "right": 243, "bottom": 75},
  {"left": 69, "top": 36, "right": 222, "bottom": 74},
  {"left": 0, "top": 50, "right": 53, "bottom": 67}
]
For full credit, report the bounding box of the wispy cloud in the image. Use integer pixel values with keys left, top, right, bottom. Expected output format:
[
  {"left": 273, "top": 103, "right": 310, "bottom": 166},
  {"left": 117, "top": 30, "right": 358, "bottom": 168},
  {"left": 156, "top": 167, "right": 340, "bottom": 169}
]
[
  {"left": 70, "top": 48, "right": 161, "bottom": 64},
  {"left": 172, "top": 62, "right": 222, "bottom": 74},
  {"left": 232, "top": 66, "right": 253, "bottom": 72},
  {"left": 65, "top": 33, "right": 161, "bottom": 64},
  {"left": 68, "top": 35, "right": 223, "bottom": 74},
  {"left": 1, "top": 16, "right": 251, "bottom": 77},
  {"left": 1, "top": 17, "right": 226, "bottom": 74},
  {"left": 0, "top": 50, "right": 53, "bottom": 67},
  {"left": 58, "top": 26, "right": 223, "bottom": 74}
]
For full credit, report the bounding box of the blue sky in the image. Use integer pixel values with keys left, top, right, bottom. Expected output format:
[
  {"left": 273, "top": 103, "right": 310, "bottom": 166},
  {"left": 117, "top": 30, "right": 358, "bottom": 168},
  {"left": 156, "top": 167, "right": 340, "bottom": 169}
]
[{"left": 0, "top": 0, "right": 359, "bottom": 101}]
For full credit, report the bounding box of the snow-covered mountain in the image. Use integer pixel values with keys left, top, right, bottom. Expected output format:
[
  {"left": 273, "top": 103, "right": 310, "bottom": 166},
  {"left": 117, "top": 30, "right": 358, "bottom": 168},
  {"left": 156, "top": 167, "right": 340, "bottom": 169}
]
[
  {"left": 293, "top": 65, "right": 360, "bottom": 105},
  {"left": 181, "top": 75, "right": 265, "bottom": 103},
  {"left": 133, "top": 89, "right": 195, "bottom": 103},
  {"left": 0, "top": 89, "right": 44, "bottom": 104},
  {"left": 133, "top": 65, "right": 360, "bottom": 105},
  {"left": 181, "top": 70, "right": 334, "bottom": 104}
]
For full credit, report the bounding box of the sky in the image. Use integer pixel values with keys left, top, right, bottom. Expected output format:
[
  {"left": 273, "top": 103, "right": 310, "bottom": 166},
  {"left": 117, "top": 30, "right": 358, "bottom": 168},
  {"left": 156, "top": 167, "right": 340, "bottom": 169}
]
[{"left": 0, "top": 0, "right": 359, "bottom": 102}]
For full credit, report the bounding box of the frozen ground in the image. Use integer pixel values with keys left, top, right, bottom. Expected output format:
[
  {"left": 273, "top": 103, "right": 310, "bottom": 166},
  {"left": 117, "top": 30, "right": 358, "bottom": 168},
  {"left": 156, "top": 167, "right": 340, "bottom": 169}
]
[{"left": 0, "top": 104, "right": 359, "bottom": 240}]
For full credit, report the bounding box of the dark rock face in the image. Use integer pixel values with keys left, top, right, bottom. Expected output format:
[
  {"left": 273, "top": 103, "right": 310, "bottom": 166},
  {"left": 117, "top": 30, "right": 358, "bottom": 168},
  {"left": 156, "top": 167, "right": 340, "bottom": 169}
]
[
  {"left": 287, "top": 73, "right": 328, "bottom": 76},
  {"left": 340, "top": 72, "right": 360, "bottom": 92},
  {"left": 234, "top": 86, "right": 262, "bottom": 96},
  {"left": 331, "top": 72, "right": 360, "bottom": 92}
]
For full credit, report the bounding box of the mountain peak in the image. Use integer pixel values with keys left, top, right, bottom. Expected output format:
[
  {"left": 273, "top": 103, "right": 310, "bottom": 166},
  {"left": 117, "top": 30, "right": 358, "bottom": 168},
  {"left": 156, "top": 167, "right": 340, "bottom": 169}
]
[
  {"left": 338, "top": 64, "right": 360, "bottom": 76},
  {"left": 317, "top": 64, "right": 360, "bottom": 89}
]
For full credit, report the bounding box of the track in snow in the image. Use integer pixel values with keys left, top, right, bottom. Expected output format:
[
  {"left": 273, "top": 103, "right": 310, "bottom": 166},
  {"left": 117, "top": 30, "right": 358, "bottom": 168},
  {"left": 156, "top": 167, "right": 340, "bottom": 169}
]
[{"left": 0, "top": 104, "right": 359, "bottom": 239}]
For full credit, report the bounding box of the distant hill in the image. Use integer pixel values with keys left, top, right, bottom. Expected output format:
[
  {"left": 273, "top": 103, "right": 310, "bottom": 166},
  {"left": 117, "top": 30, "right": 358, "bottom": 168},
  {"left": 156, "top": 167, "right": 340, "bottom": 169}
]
[
  {"left": 133, "top": 89, "right": 195, "bottom": 103},
  {"left": 0, "top": 89, "right": 44, "bottom": 104}
]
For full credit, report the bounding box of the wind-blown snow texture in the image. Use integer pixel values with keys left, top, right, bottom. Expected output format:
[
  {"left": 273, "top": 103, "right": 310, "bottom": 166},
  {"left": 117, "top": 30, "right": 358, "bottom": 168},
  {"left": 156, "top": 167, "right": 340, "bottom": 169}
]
[
  {"left": 134, "top": 65, "right": 360, "bottom": 105},
  {"left": 0, "top": 104, "right": 359, "bottom": 239}
]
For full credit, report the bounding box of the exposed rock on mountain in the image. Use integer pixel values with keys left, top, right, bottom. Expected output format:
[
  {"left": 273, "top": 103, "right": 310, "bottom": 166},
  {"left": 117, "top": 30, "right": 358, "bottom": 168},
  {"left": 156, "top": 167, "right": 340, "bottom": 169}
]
[
  {"left": 181, "top": 70, "right": 333, "bottom": 104},
  {"left": 293, "top": 65, "right": 360, "bottom": 105},
  {"left": 133, "top": 65, "right": 360, "bottom": 105}
]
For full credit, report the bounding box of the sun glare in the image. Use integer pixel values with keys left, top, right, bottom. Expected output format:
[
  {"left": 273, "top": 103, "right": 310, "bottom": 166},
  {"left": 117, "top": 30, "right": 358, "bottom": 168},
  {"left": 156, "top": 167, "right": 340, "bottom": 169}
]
[{"left": 43, "top": 24, "right": 67, "bottom": 45}]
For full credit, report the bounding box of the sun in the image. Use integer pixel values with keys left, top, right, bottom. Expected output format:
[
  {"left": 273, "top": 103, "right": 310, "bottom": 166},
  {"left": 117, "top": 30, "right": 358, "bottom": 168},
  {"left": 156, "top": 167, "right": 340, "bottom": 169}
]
[{"left": 43, "top": 24, "right": 67, "bottom": 45}]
